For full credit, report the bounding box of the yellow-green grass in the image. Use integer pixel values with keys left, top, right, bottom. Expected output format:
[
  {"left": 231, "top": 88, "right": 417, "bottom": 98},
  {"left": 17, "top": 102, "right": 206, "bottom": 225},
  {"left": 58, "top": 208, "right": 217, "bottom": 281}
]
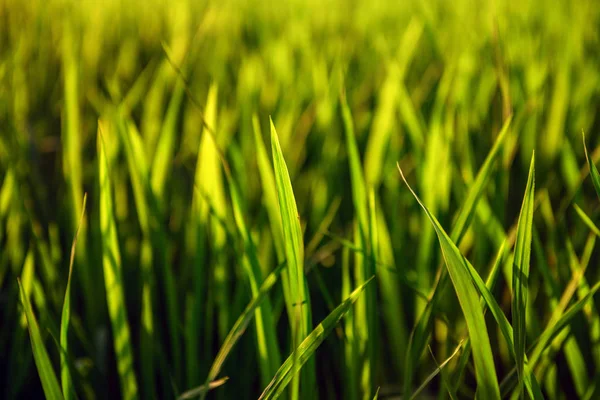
[{"left": 4, "top": 0, "right": 600, "bottom": 399}]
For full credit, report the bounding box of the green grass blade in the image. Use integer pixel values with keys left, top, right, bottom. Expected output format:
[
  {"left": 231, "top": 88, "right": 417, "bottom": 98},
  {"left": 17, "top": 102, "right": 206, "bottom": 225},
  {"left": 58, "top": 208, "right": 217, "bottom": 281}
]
[
  {"left": 179, "top": 378, "right": 229, "bottom": 400},
  {"left": 410, "top": 340, "right": 463, "bottom": 400},
  {"left": 445, "top": 234, "right": 541, "bottom": 399},
  {"left": 500, "top": 246, "right": 600, "bottom": 397},
  {"left": 194, "top": 262, "right": 285, "bottom": 400},
  {"left": 116, "top": 116, "right": 156, "bottom": 398},
  {"left": 227, "top": 173, "right": 281, "bottom": 387},
  {"left": 60, "top": 193, "right": 87, "bottom": 400},
  {"left": 452, "top": 241, "right": 507, "bottom": 392},
  {"left": 403, "top": 117, "right": 512, "bottom": 394},
  {"left": 18, "top": 278, "right": 63, "bottom": 400},
  {"left": 341, "top": 92, "right": 368, "bottom": 238},
  {"left": 574, "top": 204, "right": 600, "bottom": 237},
  {"left": 398, "top": 164, "right": 501, "bottom": 400},
  {"left": 511, "top": 153, "right": 535, "bottom": 393},
  {"left": 253, "top": 115, "right": 285, "bottom": 261},
  {"left": 61, "top": 15, "right": 94, "bottom": 328},
  {"left": 253, "top": 114, "right": 293, "bottom": 324},
  {"left": 259, "top": 277, "right": 375, "bottom": 400},
  {"left": 195, "top": 84, "right": 229, "bottom": 344},
  {"left": 151, "top": 79, "right": 185, "bottom": 201},
  {"left": 372, "top": 387, "right": 380, "bottom": 400},
  {"left": 341, "top": 244, "right": 357, "bottom": 400},
  {"left": 98, "top": 122, "right": 139, "bottom": 400},
  {"left": 270, "top": 118, "right": 314, "bottom": 398},
  {"left": 452, "top": 115, "right": 513, "bottom": 243},
  {"left": 364, "top": 64, "right": 399, "bottom": 189},
  {"left": 583, "top": 131, "right": 600, "bottom": 200},
  {"left": 374, "top": 200, "right": 408, "bottom": 374},
  {"left": 186, "top": 84, "right": 228, "bottom": 387},
  {"left": 341, "top": 92, "right": 375, "bottom": 397},
  {"left": 501, "top": 280, "right": 600, "bottom": 397}
]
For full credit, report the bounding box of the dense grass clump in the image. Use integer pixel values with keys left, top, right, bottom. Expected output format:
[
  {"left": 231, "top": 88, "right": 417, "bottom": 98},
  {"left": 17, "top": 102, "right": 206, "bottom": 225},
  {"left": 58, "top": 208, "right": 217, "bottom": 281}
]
[{"left": 2, "top": 0, "right": 600, "bottom": 398}]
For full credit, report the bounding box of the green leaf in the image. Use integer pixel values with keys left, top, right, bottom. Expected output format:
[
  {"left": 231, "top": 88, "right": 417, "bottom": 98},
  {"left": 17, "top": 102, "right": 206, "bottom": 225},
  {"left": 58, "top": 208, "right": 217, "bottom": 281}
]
[
  {"left": 98, "top": 122, "right": 139, "bottom": 400},
  {"left": 259, "top": 277, "right": 375, "bottom": 400},
  {"left": 115, "top": 116, "right": 156, "bottom": 398},
  {"left": 253, "top": 115, "right": 285, "bottom": 261},
  {"left": 511, "top": 153, "right": 535, "bottom": 393},
  {"left": 410, "top": 341, "right": 463, "bottom": 400},
  {"left": 451, "top": 115, "right": 513, "bottom": 244},
  {"left": 187, "top": 83, "right": 227, "bottom": 387},
  {"left": 583, "top": 131, "right": 600, "bottom": 200},
  {"left": 270, "top": 118, "right": 314, "bottom": 398},
  {"left": 372, "top": 387, "right": 380, "bottom": 400},
  {"left": 398, "top": 164, "right": 501, "bottom": 400},
  {"left": 193, "top": 262, "right": 285, "bottom": 400},
  {"left": 341, "top": 92, "right": 376, "bottom": 397},
  {"left": 574, "top": 204, "right": 600, "bottom": 237},
  {"left": 402, "top": 116, "right": 512, "bottom": 394},
  {"left": 226, "top": 172, "right": 281, "bottom": 387},
  {"left": 118, "top": 113, "right": 180, "bottom": 394},
  {"left": 151, "top": 79, "right": 185, "bottom": 201},
  {"left": 501, "top": 280, "right": 600, "bottom": 397},
  {"left": 60, "top": 193, "right": 87, "bottom": 400},
  {"left": 19, "top": 279, "right": 63, "bottom": 400}
]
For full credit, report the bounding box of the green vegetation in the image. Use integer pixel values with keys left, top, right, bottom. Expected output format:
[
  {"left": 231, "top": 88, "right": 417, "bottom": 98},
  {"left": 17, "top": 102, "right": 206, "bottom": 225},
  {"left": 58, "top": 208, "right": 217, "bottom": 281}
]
[{"left": 2, "top": 0, "right": 600, "bottom": 398}]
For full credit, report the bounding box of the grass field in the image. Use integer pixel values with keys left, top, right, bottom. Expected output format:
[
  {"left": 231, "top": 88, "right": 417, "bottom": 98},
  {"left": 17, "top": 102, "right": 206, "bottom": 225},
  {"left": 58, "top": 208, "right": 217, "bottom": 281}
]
[{"left": 2, "top": 0, "right": 600, "bottom": 398}]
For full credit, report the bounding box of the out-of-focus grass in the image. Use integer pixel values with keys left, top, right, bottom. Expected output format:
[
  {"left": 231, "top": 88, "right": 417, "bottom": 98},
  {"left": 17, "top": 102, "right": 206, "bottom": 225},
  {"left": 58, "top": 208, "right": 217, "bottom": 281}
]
[{"left": 3, "top": 0, "right": 600, "bottom": 398}]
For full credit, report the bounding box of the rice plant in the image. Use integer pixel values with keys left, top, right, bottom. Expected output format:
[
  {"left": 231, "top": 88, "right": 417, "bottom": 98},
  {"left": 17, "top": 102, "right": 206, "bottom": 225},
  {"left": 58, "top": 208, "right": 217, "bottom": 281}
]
[{"left": 2, "top": 0, "right": 600, "bottom": 399}]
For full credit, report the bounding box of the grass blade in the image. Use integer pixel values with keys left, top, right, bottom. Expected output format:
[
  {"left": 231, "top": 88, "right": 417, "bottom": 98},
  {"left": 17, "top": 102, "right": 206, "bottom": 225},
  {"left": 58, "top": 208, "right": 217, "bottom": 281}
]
[
  {"left": 452, "top": 241, "right": 507, "bottom": 391},
  {"left": 187, "top": 84, "right": 227, "bottom": 387},
  {"left": 403, "top": 116, "right": 512, "bottom": 394},
  {"left": 410, "top": 341, "right": 463, "bottom": 400},
  {"left": 259, "top": 277, "right": 375, "bottom": 400},
  {"left": 116, "top": 115, "right": 156, "bottom": 398},
  {"left": 60, "top": 193, "right": 87, "bottom": 400},
  {"left": 341, "top": 92, "right": 376, "bottom": 397},
  {"left": 511, "top": 153, "right": 535, "bottom": 393},
  {"left": 62, "top": 15, "right": 95, "bottom": 329},
  {"left": 583, "top": 131, "right": 600, "bottom": 200},
  {"left": 194, "top": 262, "right": 285, "bottom": 400},
  {"left": 18, "top": 278, "right": 63, "bottom": 400},
  {"left": 270, "top": 118, "right": 314, "bottom": 398},
  {"left": 98, "top": 122, "right": 139, "bottom": 400},
  {"left": 179, "top": 378, "right": 229, "bottom": 400},
  {"left": 574, "top": 204, "right": 600, "bottom": 237},
  {"left": 226, "top": 173, "right": 281, "bottom": 387},
  {"left": 398, "top": 164, "right": 501, "bottom": 400},
  {"left": 452, "top": 115, "right": 513, "bottom": 244}
]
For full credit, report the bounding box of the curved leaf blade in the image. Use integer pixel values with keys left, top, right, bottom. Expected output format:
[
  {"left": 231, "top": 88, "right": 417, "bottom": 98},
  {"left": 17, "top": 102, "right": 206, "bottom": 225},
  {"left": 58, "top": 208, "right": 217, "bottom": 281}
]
[
  {"left": 512, "top": 153, "right": 535, "bottom": 392},
  {"left": 98, "top": 122, "right": 139, "bottom": 400},
  {"left": 583, "top": 131, "right": 600, "bottom": 200},
  {"left": 398, "top": 165, "right": 500, "bottom": 400},
  {"left": 19, "top": 279, "right": 63, "bottom": 400},
  {"left": 259, "top": 277, "right": 375, "bottom": 400},
  {"left": 60, "top": 193, "right": 87, "bottom": 400}
]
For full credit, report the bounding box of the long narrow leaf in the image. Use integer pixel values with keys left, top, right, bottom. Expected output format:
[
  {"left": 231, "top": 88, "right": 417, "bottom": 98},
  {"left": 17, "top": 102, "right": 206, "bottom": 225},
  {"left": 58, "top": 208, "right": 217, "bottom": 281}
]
[
  {"left": 583, "top": 131, "right": 600, "bottom": 200},
  {"left": 403, "top": 116, "right": 513, "bottom": 393},
  {"left": 227, "top": 173, "right": 281, "bottom": 387},
  {"left": 270, "top": 119, "right": 314, "bottom": 398},
  {"left": 511, "top": 153, "right": 535, "bottom": 392},
  {"left": 259, "top": 277, "right": 375, "bottom": 400},
  {"left": 194, "top": 262, "right": 285, "bottom": 400},
  {"left": 98, "top": 122, "right": 139, "bottom": 400},
  {"left": 60, "top": 193, "right": 87, "bottom": 400},
  {"left": 398, "top": 164, "right": 500, "bottom": 400},
  {"left": 19, "top": 279, "right": 63, "bottom": 400}
]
